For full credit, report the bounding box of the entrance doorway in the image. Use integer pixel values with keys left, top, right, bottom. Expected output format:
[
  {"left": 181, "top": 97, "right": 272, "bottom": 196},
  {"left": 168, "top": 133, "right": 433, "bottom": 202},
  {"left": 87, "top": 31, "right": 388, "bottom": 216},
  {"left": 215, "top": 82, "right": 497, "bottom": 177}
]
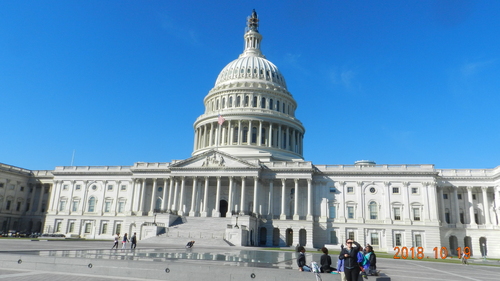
[
  {"left": 286, "top": 228, "right": 293, "bottom": 246},
  {"left": 219, "top": 200, "right": 228, "bottom": 217}
]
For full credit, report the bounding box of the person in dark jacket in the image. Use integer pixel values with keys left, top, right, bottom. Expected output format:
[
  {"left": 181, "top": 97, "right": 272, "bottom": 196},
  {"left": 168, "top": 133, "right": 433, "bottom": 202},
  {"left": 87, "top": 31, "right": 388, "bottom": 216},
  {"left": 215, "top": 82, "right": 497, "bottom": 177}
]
[
  {"left": 338, "top": 239, "right": 362, "bottom": 281},
  {"left": 130, "top": 232, "right": 137, "bottom": 249},
  {"left": 297, "top": 246, "right": 311, "bottom": 272},
  {"left": 320, "top": 247, "right": 336, "bottom": 273}
]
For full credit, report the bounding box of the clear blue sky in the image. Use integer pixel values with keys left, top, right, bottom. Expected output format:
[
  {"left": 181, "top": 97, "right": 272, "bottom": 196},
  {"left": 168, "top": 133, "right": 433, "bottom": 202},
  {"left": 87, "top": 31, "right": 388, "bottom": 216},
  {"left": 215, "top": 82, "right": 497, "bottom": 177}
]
[{"left": 1, "top": 0, "right": 499, "bottom": 170}]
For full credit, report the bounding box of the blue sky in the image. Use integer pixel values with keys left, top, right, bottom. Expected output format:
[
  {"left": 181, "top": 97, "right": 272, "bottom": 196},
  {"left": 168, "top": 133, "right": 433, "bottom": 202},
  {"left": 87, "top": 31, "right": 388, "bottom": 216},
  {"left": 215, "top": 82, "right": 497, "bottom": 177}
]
[{"left": 1, "top": 0, "right": 499, "bottom": 170}]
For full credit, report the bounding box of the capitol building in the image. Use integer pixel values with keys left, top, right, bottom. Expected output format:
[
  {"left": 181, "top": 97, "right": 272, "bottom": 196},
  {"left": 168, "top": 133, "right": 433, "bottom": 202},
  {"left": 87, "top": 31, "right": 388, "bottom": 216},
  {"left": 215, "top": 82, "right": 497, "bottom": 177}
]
[{"left": 1, "top": 11, "right": 499, "bottom": 257}]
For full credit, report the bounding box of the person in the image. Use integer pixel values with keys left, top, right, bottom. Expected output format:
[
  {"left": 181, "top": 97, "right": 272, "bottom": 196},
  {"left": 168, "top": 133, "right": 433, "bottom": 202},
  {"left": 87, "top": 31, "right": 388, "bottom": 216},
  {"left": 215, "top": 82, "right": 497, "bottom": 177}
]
[
  {"left": 130, "top": 232, "right": 137, "bottom": 249},
  {"left": 121, "top": 233, "right": 129, "bottom": 249},
  {"left": 461, "top": 251, "right": 468, "bottom": 266},
  {"left": 338, "top": 239, "right": 362, "bottom": 281},
  {"left": 365, "top": 245, "right": 378, "bottom": 275},
  {"left": 186, "top": 240, "right": 195, "bottom": 248},
  {"left": 320, "top": 247, "right": 336, "bottom": 273},
  {"left": 337, "top": 258, "right": 347, "bottom": 281},
  {"left": 111, "top": 233, "right": 120, "bottom": 249},
  {"left": 297, "top": 246, "right": 311, "bottom": 272}
]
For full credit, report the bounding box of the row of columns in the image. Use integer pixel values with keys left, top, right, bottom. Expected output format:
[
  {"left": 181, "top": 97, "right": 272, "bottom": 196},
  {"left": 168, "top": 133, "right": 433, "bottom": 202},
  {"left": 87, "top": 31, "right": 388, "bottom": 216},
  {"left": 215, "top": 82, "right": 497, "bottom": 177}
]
[{"left": 194, "top": 120, "right": 304, "bottom": 154}]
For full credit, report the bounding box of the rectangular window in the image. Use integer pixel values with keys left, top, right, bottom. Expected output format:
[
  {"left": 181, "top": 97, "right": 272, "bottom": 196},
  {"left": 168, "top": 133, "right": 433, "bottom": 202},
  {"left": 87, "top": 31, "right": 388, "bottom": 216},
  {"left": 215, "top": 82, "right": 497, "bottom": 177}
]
[
  {"left": 56, "top": 221, "right": 62, "bottom": 232},
  {"left": 369, "top": 203, "right": 377, "bottom": 220},
  {"left": 72, "top": 200, "right": 79, "bottom": 212},
  {"left": 0, "top": 183, "right": 3, "bottom": 188},
  {"left": 472, "top": 194, "right": 476, "bottom": 200},
  {"left": 76, "top": 184, "right": 81, "bottom": 190},
  {"left": 443, "top": 194, "right": 448, "bottom": 199},
  {"left": 330, "top": 231, "right": 338, "bottom": 244},
  {"left": 118, "top": 202, "right": 125, "bottom": 213},
  {"left": 115, "top": 224, "right": 122, "bottom": 235},
  {"left": 104, "top": 201, "right": 111, "bottom": 213},
  {"left": 16, "top": 202, "right": 21, "bottom": 211},
  {"left": 393, "top": 207, "right": 401, "bottom": 221},
  {"left": 20, "top": 186, "right": 24, "bottom": 191},
  {"left": 69, "top": 222, "right": 75, "bottom": 233},
  {"left": 59, "top": 201, "right": 66, "bottom": 211},
  {"left": 107, "top": 185, "right": 113, "bottom": 191},
  {"left": 120, "top": 185, "right": 127, "bottom": 191},
  {"left": 347, "top": 187, "right": 354, "bottom": 193},
  {"left": 348, "top": 231, "right": 355, "bottom": 241},
  {"left": 457, "top": 194, "right": 462, "bottom": 200},
  {"left": 85, "top": 223, "right": 91, "bottom": 233},
  {"left": 347, "top": 206, "right": 355, "bottom": 219},
  {"left": 411, "top": 187, "right": 418, "bottom": 194},
  {"left": 329, "top": 187, "right": 336, "bottom": 193},
  {"left": 413, "top": 208, "right": 421, "bottom": 221},
  {"left": 102, "top": 223, "right": 108, "bottom": 234},
  {"left": 25, "top": 202, "right": 30, "bottom": 212},
  {"left": 395, "top": 233, "right": 402, "bottom": 246},
  {"left": 415, "top": 234, "right": 422, "bottom": 247},
  {"left": 392, "top": 187, "right": 400, "bottom": 194},
  {"left": 6, "top": 200, "right": 11, "bottom": 210},
  {"left": 63, "top": 184, "right": 69, "bottom": 190},
  {"left": 370, "top": 233, "right": 379, "bottom": 246},
  {"left": 329, "top": 206, "right": 336, "bottom": 219}
]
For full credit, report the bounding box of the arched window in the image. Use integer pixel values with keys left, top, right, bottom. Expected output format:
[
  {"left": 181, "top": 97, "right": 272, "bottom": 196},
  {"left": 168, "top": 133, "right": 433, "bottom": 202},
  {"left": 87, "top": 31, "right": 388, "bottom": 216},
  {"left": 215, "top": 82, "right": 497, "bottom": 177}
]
[
  {"left": 261, "top": 97, "right": 266, "bottom": 108},
  {"left": 222, "top": 97, "right": 225, "bottom": 109},
  {"left": 88, "top": 197, "right": 96, "bottom": 212},
  {"left": 244, "top": 96, "right": 249, "bottom": 107},
  {"left": 261, "top": 128, "right": 266, "bottom": 145},
  {"left": 228, "top": 96, "right": 232, "bottom": 108},
  {"left": 251, "top": 127, "right": 257, "bottom": 144},
  {"left": 276, "top": 101, "right": 280, "bottom": 111},
  {"left": 242, "top": 127, "right": 248, "bottom": 143},
  {"left": 282, "top": 102, "right": 285, "bottom": 113},
  {"left": 236, "top": 96, "right": 241, "bottom": 107},
  {"left": 269, "top": 99, "right": 273, "bottom": 110},
  {"left": 216, "top": 100, "right": 219, "bottom": 110},
  {"left": 445, "top": 208, "right": 450, "bottom": 224},
  {"left": 253, "top": 96, "right": 258, "bottom": 107},
  {"left": 233, "top": 127, "right": 239, "bottom": 143}
]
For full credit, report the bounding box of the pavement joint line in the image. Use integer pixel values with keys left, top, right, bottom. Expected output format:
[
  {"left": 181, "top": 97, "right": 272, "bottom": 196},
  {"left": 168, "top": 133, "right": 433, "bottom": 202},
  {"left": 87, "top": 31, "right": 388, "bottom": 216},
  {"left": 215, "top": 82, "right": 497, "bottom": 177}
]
[{"left": 410, "top": 261, "right": 484, "bottom": 281}]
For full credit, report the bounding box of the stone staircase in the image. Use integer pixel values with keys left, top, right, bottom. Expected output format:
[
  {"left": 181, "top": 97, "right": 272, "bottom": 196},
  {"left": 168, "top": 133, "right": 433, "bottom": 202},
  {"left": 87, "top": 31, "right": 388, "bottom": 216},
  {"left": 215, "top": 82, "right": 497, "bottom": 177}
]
[{"left": 144, "top": 216, "right": 233, "bottom": 246}]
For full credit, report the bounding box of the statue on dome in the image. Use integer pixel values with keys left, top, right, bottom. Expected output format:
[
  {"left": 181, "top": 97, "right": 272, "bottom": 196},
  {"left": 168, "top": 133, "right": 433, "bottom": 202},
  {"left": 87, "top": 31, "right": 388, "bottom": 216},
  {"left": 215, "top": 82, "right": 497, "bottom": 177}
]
[{"left": 247, "top": 9, "right": 259, "bottom": 32}]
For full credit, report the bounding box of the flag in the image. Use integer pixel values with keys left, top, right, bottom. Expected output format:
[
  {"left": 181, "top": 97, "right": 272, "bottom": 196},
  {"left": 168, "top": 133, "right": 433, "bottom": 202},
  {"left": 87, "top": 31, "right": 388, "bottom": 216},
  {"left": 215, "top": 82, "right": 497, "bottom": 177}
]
[{"left": 218, "top": 114, "right": 226, "bottom": 125}]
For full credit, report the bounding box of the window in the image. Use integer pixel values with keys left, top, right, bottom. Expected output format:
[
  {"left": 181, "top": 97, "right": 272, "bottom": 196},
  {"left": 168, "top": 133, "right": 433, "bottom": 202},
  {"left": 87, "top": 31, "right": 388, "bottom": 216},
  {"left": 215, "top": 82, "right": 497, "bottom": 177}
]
[
  {"left": 158, "top": 186, "right": 163, "bottom": 192},
  {"left": 411, "top": 187, "right": 418, "bottom": 194},
  {"left": 443, "top": 194, "right": 448, "bottom": 199},
  {"left": 118, "top": 202, "right": 125, "bottom": 213},
  {"left": 474, "top": 209, "right": 479, "bottom": 224},
  {"left": 228, "top": 96, "right": 232, "bottom": 107},
  {"left": 395, "top": 233, "right": 402, "bottom": 246},
  {"left": 91, "top": 185, "right": 97, "bottom": 191},
  {"left": 85, "top": 223, "right": 91, "bottom": 233},
  {"left": 120, "top": 185, "right": 127, "bottom": 191},
  {"left": 414, "top": 234, "right": 422, "bottom": 247},
  {"left": 20, "top": 186, "right": 24, "bottom": 191},
  {"left": 330, "top": 231, "right": 338, "bottom": 244},
  {"left": 6, "top": 200, "right": 11, "bottom": 210},
  {"left": 59, "top": 200, "right": 66, "bottom": 211},
  {"left": 457, "top": 194, "right": 462, "bottom": 200},
  {"left": 261, "top": 97, "right": 266, "bottom": 108},
  {"left": 445, "top": 209, "right": 450, "bottom": 224},
  {"left": 104, "top": 201, "right": 111, "bottom": 213},
  {"left": 329, "top": 205, "right": 336, "bottom": 219},
  {"left": 72, "top": 200, "right": 79, "bottom": 212},
  {"left": 472, "top": 194, "right": 476, "bottom": 200},
  {"left": 76, "top": 184, "right": 81, "bottom": 190},
  {"left": 347, "top": 187, "right": 354, "bottom": 193},
  {"left": 370, "top": 233, "right": 379, "bottom": 246},
  {"left": 392, "top": 187, "right": 400, "bottom": 194},
  {"left": 63, "top": 184, "right": 69, "bottom": 190},
  {"left": 369, "top": 202, "right": 378, "bottom": 220},
  {"left": 25, "top": 202, "right": 30, "bottom": 212},
  {"left": 460, "top": 211, "right": 464, "bottom": 224},
  {"left": 0, "top": 183, "right": 3, "bottom": 188},
  {"left": 276, "top": 101, "right": 280, "bottom": 111},
  {"left": 251, "top": 127, "right": 257, "bottom": 143},
  {"left": 348, "top": 231, "right": 355, "bottom": 241},
  {"left": 413, "top": 208, "right": 421, "bottom": 221},
  {"left": 347, "top": 206, "right": 355, "bottom": 219},
  {"left": 16, "top": 202, "right": 21, "bottom": 211},
  {"left": 88, "top": 197, "right": 96, "bottom": 212},
  {"left": 253, "top": 96, "right": 257, "bottom": 107},
  {"left": 269, "top": 99, "right": 273, "bottom": 110},
  {"left": 369, "top": 187, "right": 376, "bottom": 194},
  {"left": 115, "top": 224, "right": 122, "bottom": 235},
  {"left": 68, "top": 222, "right": 75, "bottom": 233},
  {"left": 242, "top": 127, "right": 248, "bottom": 143},
  {"left": 107, "top": 185, "right": 113, "bottom": 191},
  {"left": 56, "top": 221, "right": 62, "bottom": 232},
  {"left": 244, "top": 96, "right": 249, "bottom": 107},
  {"left": 329, "top": 187, "right": 336, "bottom": 193},
  {"left": 236, "top": 96, "right": 241, "bottom": 107},
  {"left": 233, "top": 127, "right": 239, "bottom": 143},
  {"left": 101, "top": 223, "right": 108, "bottom": 234},
  {"left": 393, "top": 207, "right": 401, "bottom": 220}
]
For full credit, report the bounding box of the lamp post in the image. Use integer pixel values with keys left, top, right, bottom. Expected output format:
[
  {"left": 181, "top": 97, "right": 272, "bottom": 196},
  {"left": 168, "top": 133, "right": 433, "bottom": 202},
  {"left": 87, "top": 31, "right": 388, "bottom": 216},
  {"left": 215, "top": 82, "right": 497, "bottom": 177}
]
[
  {"left": 235, "top": 216, "right": 239, "bottom": 229},
  {"left": 153, "top": 212, "right": 157, "bottom": 226}
]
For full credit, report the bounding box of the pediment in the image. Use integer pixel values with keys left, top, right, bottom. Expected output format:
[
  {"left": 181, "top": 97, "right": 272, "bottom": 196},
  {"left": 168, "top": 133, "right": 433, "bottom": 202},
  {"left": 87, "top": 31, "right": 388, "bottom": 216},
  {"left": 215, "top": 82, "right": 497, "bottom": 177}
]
[{"left": 170, "top": 149, "right": 261, "bottom": 170}]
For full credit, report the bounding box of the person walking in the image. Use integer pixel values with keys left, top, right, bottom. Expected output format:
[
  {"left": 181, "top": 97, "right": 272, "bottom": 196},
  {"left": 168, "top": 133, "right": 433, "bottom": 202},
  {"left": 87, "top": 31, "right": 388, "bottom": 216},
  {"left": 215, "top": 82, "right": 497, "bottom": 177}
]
[
  {"left": 339, "top": 239, "right": 362, "bottom": 281},
  {"left": 130, "top": 232, "right": 137, "bottom": 249},
  {"left": 111, "top": 233, "right": 120, "bottom": 249},
  {"left": 121, "top": 233, "right": 129, "bottom": 249}
]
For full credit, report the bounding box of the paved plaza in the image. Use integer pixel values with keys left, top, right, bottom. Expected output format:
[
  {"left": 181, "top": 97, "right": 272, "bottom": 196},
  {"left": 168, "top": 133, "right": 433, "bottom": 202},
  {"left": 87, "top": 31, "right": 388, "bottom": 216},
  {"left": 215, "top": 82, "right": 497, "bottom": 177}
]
[{"left": 0, "top": 239, "right": 499, "bottom": 280}]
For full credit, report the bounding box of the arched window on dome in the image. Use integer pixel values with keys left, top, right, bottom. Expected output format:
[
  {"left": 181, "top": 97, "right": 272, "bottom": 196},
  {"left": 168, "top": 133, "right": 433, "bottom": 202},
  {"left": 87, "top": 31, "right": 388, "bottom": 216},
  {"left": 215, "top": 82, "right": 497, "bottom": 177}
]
[
  {"left": 222, "top": 97, "right": 226, "bottom": 109},
  {"left": 266, "top": 70, "right": 270, "bottom": 80},
  {"left": 253, "top": 96, "right": 257, "bottom": 107},
  {"left": 260, "top": 69, "right": 263, "bottom": 76},
  {"left": 269, "top": 99, "right": 273, "bottom": 110},
  {"left": 244, "top": 96, "right": 249, "bottom": 107},
  {"left": 233, "top": 127, "right": 238, "bottom": 144},
  {"left": 276, "top": 101, "right": 280, "bottom": 111},
  {"left": 288, "top": 105, "right": 291, "bottom": 115},
  {"left": 236, "top": 96, "right": 241, "bottom": 107},
  {"left": 228, "top": 96, "right": 233, "bottom": 108},
  {"left": 243, "top": 127, "right": 249, "bottom": 143},
  {"left": 261, "top": 97, "right": 266, "bottom": 109},
  {"left": 282, "top": 102, "right": 285, "bottom": 113},
  {"left": 253, "top": 68, "right": 257, "bottom": 75},
  {"left": 261, "top": 128, "right": 266, "bottom": 145},
  {"left": 216, "top": 100, "right": 219, "bottom": 110},
  {"left": 251, "top": 127, "right": 257, "bottom": 144}
]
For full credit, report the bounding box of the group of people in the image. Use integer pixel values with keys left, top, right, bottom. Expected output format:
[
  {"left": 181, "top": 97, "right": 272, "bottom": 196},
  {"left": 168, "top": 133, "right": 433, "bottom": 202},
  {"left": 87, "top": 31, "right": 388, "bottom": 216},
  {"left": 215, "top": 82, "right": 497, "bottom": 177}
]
[
  {"left": 296, "top": 239, "right": 378, "bottom": 281},
  {"left": 111, "top": 232, "right": 138, "bottom": 249}
]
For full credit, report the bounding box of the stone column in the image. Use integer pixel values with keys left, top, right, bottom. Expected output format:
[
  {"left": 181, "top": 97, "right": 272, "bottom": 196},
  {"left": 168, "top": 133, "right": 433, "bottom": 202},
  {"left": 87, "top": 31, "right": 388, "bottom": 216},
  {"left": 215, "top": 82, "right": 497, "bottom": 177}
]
[
  {"left": 129, "top": 179, "right": 137, "bottom": 213},
  {"left": 149, "top": 178, "right": 158, "bottom": 214},
  {"left": 221, "top": 123, "right": 226, "bottom": 146},
  {"left": 28, "top": 184, "right": 37, "bottom": 214},
  {"left": 37, "top": 184, "right": 46, "bottom": 213},
  {"left": 452, "top": 186, "right": 461, "bottom": 225},
  {"left": 278, "top": 125, "right": 282, "bottom": 149},
  {"left": 427, "top": 182, "right": 439, "bottom": 222},
  {"left": 268, "top": 179, "right": 274, "bottom": 219},
  {"left": 178, "top": 177, "right": 186, "bottom": 215},
  {"left": 228, "top": 176, "right": 234, "bottom": 215},
  {"left": 494, "top": 186, "right": 500, "bottom": 226},
  {"left": 438, "top": 186, "right": 446, "bottom": 224},
  {"left": 306, "top": 179, "right": 313, "bottom": 220},
  {"left": 172, "top": 178, "right": 179, "bottom": 212},
  {"left": 285, "top": 127, "right": 289, "bottom": 150},
  {"left": 202, "top": 177, "right": 209, "bottom": 217},
  {"left": 237, "top": 120, "right": 242, "bottom": 145},
  {"left": 293, "top": 179, "right": 299, "bottom": 220},
  {"left": 383, "top": 182, "right": 392, "bottom": 223},
  {"left": 357, "top": 181, "right": 365, "bottom": 223},
  {"left": 280, "top": 179, "right": 286, "bottom": 219},
  {"left": 253, "top": 176, "right": 259, "bottom": 215},
  {"left": 421, "top": 182, "right": 430, "bottom": 222},
  {"left": 337, "top": 181, "right": 346, "bottom": 222},
  {"left": 247, "top": 120, "right": 252, "bottom": 145},
  {"left": 189, "top": 177, "right": 198, "bottom": 216},
  {"left": 268, "top": 123, "right": 273, "bottom": 147},
  {"left": 466, "top": 186, "right": 476, "bottom": 225},
  {"left": 100, "top": 180, "right": 108, "bottom": 215},
  {"left": 138, "top": 179, "right": 147, "bottom": 214},
  {"left": 258, "top": 121, "right": 262, "bottom": 146},
  {"left": 402, "top": 182, "right": 410, "bottom": 224},
  {"left": 48, "top": 181, "right": 59, "bottom": 212},
  {"left": 240, "top": 176, "right": 246, "bottom": 215},
  {"left": 161, "top": 178, "right": 169, "bottom": 211},
  {"left": 208, "top": 123, "right": 213, "bottom": 147},
  {"left": 481, "top": 186, "right": 491, "bottom": 225},
  {"left": 214, "top": 176, "right": 221, "bottom": 217}
]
